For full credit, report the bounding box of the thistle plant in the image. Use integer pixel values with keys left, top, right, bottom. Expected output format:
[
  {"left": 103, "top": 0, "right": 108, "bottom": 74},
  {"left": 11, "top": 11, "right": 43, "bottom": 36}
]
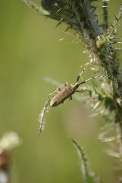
[{"left": 23, "top": 0, "right": 122, "bottom": 182}]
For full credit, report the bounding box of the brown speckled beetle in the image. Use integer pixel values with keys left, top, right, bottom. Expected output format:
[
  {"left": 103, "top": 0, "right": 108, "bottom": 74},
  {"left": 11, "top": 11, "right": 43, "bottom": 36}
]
[{"left": 50, "top": 71, "right": 117, "bottom": 107}]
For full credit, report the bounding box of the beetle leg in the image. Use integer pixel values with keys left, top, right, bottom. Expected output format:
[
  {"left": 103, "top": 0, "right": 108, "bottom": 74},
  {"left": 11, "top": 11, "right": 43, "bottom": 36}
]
[
  {"left": 48, "top": 82, "right": 68, "bottom": 99},
  {"left": 58, "top": 82, "right": 67, "bottom": 91}
]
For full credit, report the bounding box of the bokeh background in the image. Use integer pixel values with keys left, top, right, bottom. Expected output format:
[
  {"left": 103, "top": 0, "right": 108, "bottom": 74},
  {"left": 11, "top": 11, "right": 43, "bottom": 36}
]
[{"left": 0, "top": 0, "right": 121, "bottom": 183}]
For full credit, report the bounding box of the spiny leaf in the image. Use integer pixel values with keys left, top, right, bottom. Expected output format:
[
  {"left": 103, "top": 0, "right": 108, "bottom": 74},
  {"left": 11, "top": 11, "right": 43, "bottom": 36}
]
[{"left": 72, "top": 139, "right": 98, "bottom": 183}]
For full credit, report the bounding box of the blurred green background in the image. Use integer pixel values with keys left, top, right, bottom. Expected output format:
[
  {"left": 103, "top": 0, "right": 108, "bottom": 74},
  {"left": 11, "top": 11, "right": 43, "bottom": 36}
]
[{"left": 0, "top": 1, "right": 121, "bottom": 183}]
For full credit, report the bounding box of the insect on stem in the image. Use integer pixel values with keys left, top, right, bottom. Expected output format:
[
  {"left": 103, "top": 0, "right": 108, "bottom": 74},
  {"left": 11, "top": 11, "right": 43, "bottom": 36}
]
[
  {"left": 39, "top": 63, "right": 118, "bottom": 132},
  {"left": 50, "top": 74, "right": 118, "bottom": 107}
]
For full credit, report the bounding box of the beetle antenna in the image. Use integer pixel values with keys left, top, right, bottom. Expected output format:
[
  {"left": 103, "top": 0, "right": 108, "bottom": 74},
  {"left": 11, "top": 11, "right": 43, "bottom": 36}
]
[
  {"left": 76, "top": 64, "right": 89, "bottom": 82},
  {"left": 79, "top": 75, "right": 118, "bottom": 88}
]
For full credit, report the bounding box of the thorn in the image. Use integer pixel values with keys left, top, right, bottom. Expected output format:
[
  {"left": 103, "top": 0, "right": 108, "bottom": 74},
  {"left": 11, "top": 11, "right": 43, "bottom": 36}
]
[{"left": 91, "top": 6, "right": 97, "bottom": 13}]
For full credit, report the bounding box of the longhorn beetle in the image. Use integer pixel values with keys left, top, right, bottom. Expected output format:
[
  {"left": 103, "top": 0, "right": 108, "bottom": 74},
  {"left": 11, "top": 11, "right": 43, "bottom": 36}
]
[
  {"left": 50, "top": 67, "right": 118, "bottom": 107},
  {"left": 39, "top": 65, "right": 118, "bottom": 132}
]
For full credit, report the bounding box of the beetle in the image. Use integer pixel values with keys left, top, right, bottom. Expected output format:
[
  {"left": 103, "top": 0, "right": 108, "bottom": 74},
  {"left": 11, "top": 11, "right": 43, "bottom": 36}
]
[
  {"left": 50, "top": 71, "right": 117, "bottom": 107},
  {"left": 50, "top": 80, "right": 85, "bottom": 107}
]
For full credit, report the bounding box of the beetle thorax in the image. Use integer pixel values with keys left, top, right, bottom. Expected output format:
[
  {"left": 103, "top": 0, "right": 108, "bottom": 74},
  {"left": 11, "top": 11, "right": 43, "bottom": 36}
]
[{"left": 70, "top": 82, "right": 79, "bottom": 90}]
